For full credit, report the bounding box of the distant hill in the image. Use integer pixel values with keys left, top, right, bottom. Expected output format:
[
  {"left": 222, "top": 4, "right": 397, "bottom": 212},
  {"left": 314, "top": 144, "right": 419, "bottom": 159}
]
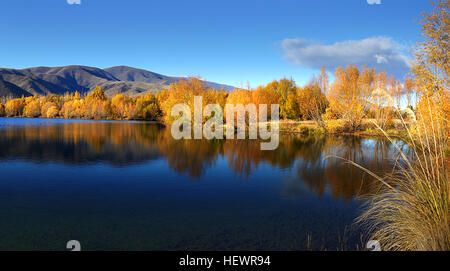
[{"left": 0, "top": 65, "right": 235, "bottom": 98}]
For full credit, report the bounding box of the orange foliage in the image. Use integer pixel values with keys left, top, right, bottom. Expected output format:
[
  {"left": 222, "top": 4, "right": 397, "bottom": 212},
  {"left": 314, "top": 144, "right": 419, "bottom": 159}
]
[
  {"left": 41, "top": 101, "right": 57, "bottom": 118},
  {"left": 135, "top": 93, "right": 160, "bottom": 121},
  {"left": 251, "top": 85, "right": 280, "bottom": 113},
  {"left": 61, "top": 99, "right": 83, "bottom": 119},
  {"left": 415, "top": 91, "right": 449, "bottom": 137},
  {"left": 264, "top": 79, "right": 298, "bottom": 119},
  {"left": 296, "top": 83, "right": 328, "bottom": 122},
  {"left": 23, "top": 98, "right": 41, "bottom": 118},
  {"left": 325, "top": 65, "right": 375, "bottom": 132},
  {"left": 46, "top": 106, "right": 59, "bottom": 118},
  {"left": 111, "top": 94, "right": 128, "bottom": 119},
  {"left": 5, "top": 98, "right": 25, "bottom": 117},
  {"left": 160, "top": 77, "right": 210, "bottom": 124}
]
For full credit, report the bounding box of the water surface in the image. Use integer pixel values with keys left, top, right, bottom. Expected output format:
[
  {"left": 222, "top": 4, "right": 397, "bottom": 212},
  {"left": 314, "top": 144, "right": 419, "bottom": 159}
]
[{"left": 0, "top": 118, "right": 404, "bottom": 250}]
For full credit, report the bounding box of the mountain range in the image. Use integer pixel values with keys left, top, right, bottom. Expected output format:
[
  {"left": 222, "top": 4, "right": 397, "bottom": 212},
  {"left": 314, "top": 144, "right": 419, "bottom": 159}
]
[{"left": 0, "top": 65, "right": 234, "bottom": 97}]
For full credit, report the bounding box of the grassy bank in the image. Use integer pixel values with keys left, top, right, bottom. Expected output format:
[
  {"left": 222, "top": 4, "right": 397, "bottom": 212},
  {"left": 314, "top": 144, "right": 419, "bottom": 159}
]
[{"left": 278, "top": 119, "right": 409, "bottom": 138}]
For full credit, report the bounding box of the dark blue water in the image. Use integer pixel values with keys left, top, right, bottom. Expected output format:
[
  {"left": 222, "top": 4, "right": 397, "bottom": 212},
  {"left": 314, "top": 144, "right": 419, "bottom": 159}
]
[{"left": 0, "top": 118, "right": 399, "bottom": 250}]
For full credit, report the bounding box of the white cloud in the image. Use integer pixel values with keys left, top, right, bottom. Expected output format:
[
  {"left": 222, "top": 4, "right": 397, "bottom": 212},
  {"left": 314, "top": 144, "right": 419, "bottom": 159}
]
[
  {"left": 67, "top": 0, "right": 81, "bottom": 5},
  {"left": 375, "top": 54, "right": 388, "bottom": 64},
  {"left": 367, "top": 0, "right": 381, "bottom": 4},
  {"left": 281, "top": 37, "right": 410, "bottom": 77}
]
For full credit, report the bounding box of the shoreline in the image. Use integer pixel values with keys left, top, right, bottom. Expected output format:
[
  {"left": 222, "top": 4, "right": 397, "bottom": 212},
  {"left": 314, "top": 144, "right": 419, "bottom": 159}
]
[{"left": 0, "top": 116, "right": 408, "bottom": 139}]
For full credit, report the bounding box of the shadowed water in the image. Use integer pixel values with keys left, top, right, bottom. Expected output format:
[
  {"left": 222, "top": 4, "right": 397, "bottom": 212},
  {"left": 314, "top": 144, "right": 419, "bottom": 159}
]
[{"left": 0, "top": 118, "right": 409, "bottom": 250}]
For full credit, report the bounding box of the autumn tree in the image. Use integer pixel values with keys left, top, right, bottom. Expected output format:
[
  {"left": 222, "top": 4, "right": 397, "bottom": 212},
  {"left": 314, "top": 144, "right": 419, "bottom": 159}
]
[
  {"left": 41, "top": 98, "right": 60, "bottom": 118},
  {"left": 46, "top": 106, "right": 59, "bottom": 118},
  {"left": 317, "top": 66, "right": 330, "bottom": 95},
  {"left": 91, "top": 100, "right": 112, "bottom": 120},
  {"left": 225, "top": 88, "right": 253, "bottom": 125},
  {"left": 226, "top": 88, "right": 253, "bottom": 106},
  {"left": 370, "top": 70, "right": 395, "bottom": 129},
  {"left": 23, "top": 97, "right": 41, "bottom": 118},
  {"left": 412, "top": 0, "right": 449, "bottom": 135},
  {"left": 204, "top": 89, "right": 228, "bottom": 109},
  {"left": 111, "top": 94, "right": 128, "bottom": 119},
  {"left": 325, "top": 65, "right": 374, "bottom": 132},
  {"left": 388, "top": 75, "right": 404, "bottom": 109},
  {"left": 297, "top": 81, "right": 328, "bottom": 125},
  {"left": 5, "top": 98, "right": 25, "bottom": 117},
  {"left": 82, "top": 86, "right": 111, "bottom": 119},
  {"left": 251, "top": 85, "right": 280, "bottom": 119},
  {"left": 265, "top": 78, "right": 299, "bottom": 119},
  {"left": 160, "top": 77, "right": 208, "bottom": 124},
  {"left": 61, "top": 93, "right": 83, "bottom": 119},
  {"left": 86, "top": 86, "right": 108, "bottom": 101},
  {"left": 403, "top": 77, "right": 416, "bottom": 108},
  {"left": 412, "top": 0, "right": 449, "bottom": 93},
  {"left": 44, "top": 94, "right": 63, "bottom": 109},
  {"left": 136, "top": 93, "right": 160, "bottom": 120}
]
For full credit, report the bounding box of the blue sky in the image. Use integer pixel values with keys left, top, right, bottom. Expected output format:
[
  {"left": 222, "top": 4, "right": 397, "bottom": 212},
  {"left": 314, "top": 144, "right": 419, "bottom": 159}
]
[{"left": 0, "top": 0, "right": 430, "bottom": 87}]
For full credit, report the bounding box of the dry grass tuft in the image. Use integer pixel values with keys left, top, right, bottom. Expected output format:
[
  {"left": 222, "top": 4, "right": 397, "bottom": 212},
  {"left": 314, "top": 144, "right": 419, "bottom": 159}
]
[{"left": 356, "top": 95, "right": 449, "bottom": 251}]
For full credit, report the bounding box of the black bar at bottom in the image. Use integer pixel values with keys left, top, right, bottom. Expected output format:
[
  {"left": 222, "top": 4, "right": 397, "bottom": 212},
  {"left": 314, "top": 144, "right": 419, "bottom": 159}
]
[{"left": 0, "top": 251, "right": 445, "bottom": 270}]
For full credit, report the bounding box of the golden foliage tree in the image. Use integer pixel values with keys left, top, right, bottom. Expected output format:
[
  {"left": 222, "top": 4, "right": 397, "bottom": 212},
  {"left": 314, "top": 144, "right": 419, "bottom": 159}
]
[
  {"left": 23, "top": 97, "right": 41, "bottom": 118},
  {"left": 61, "top": 99, "right": 83, "bottom": 119},
  {"left": 82, "top": 86, "right": 111, "bottom": 119},
  {"left": 317, "top": 66, "right": 330, "bottom": 95},
  {"left": 412, "top": 0, "right": 449, "bottom": 134},
  {"left": 264, "top": 78, "right": 298, "bottom": 119},
  {"left": 388, "top": 75, "right": 404, "bottom": 109},
  {"left": 251, "top": 85, "right": 280, "bottom": 118},
  {"left": 136, "top": 93, "right": 160, "bottom": 120},
  {"left": 204, "top": 89, "right": 228, "bottom": 110},
  {"left": 111, "top": 94, "right": 128, "bottom": 119},
  {"left": 5, "top": 98, "right": 25, "bottom": 117},
  {"left": 403, "top": 77, "right": 416, "bottom": 108},
  {"left": 46, "top": 106, "right": 59, "bottom": 118},
  {"left": 226, "top": 88, "right": 252, "bottom": 106},
  {"left": 412, "top": 0, "right": 449, "bottom": 94},
  {"left": 370, "top": 70, "right": 395, "bottom": 129},
  {"left": 41, "top": 101, "right": 58, "bottom": 118},
  {"left": 297, "top": 82, "right": 328, "bottom": 124},
  {"left": 160, "top": 77, "right": 208, "bottom": 124},
  {"left": 325, "top": 65, "right": 375, "bottom": 132},
  {"left": 225, "top": 88, "right": 253, "bottom": 125},
  {"left": 86, "top": 86, "right": 108, "bottom": 102}
]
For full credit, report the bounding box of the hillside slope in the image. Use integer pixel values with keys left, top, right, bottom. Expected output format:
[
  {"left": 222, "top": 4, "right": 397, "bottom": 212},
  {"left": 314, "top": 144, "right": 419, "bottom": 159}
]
[{"left": 0, "top": 65, "right": 234, "bottom": 97}]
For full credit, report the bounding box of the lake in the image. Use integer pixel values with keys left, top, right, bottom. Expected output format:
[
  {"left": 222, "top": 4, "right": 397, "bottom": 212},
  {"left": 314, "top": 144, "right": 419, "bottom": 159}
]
[{"left": 0, "top": 118, "right": 404, "bottom": 250}]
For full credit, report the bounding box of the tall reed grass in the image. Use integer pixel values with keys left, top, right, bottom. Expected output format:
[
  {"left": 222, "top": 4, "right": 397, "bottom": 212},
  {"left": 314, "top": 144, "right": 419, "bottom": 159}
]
[{"left": 356, "top": 95, "right": 449, "bottom": 250}]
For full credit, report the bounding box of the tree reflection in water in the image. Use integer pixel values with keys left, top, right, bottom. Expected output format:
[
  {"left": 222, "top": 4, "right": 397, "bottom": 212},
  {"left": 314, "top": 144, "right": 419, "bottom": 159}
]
[{"left": 0, "top": 121, "right": 406, "bottom": 200}]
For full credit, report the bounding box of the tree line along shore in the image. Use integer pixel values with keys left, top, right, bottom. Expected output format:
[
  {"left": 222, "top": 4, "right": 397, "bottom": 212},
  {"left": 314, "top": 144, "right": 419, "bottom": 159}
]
[{"left": 0, "top": 63, "right": 438, "bottom": 138}]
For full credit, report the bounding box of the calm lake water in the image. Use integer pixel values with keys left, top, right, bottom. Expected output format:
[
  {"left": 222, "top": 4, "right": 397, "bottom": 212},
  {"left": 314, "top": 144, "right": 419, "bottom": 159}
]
[{"left": 0, "top": 118, "right": 405, "bottom": 250}]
